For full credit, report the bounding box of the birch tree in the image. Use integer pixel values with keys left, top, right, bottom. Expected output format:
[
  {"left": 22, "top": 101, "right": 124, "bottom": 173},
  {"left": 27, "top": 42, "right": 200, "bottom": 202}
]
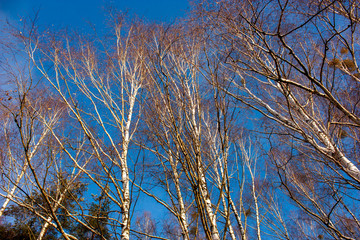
[
  {"left": 140, "top": 25, "right": 225, "bottom": 239},
  {"left": 197, "top": 0, "right": 360, "bottom": 238},
  {"left": 26, "top": 19, "right": 148, "bottom": 239},
  {"left": 0, "top": 31, "right": 67, "bottom": 223},
  {"left": 3, "top": 1, "right": 357, "bottom": 238},
  {"left": 139, "top": 23, "right": 288, "bottom": 240}
]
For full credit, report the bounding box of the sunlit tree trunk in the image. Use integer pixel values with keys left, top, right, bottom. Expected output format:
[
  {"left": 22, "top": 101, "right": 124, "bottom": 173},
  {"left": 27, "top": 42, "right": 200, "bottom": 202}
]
[
  {"left": 27, "top": 21, "right": 146, "bottom": 239},
  {"left": 196, "top": 0, "right": 360, "bottom": 238}
]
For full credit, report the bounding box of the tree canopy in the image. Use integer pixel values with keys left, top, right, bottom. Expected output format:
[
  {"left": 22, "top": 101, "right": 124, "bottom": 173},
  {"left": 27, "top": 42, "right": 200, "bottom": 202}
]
[{"left": 0, "top": 0, "right": 359, "bottom": 239}]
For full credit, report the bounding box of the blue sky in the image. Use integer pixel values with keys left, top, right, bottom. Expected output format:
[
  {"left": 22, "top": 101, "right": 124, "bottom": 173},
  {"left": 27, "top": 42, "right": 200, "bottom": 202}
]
[{"left": 0, "top": 0, "right": 190, "bottom": 30}]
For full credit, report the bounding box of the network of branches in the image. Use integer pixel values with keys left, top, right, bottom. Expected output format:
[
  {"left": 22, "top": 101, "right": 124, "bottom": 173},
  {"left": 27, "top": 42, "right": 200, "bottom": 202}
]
[{"left": 0, "top": 0, "right": 359, "bottom": 239}]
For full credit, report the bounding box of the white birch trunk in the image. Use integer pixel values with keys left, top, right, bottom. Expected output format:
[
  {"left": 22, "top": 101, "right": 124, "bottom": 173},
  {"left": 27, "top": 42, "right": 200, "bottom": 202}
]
[
  {"left": 198, "top": 170, "right": 220, "bottom": 240},
  {"left": 120, "top": 91, "right": 137, "bottom": 240},
  {"left": 244, "top": 83, "right": 360, "bottom": 182},
  {"left": 0, "top": 162, "right": 28, "bottom": 217},
  {"left": 0, "top": 124, "right": 50, "bottom": 217},
  {"left": 169, "top": 154, "right": 190, "bottom": 239}
]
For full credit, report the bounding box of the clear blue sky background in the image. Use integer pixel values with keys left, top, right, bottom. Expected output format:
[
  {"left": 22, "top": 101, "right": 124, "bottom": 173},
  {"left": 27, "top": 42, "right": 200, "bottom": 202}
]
[{"left": 0, "top": 0, "right": 190, "bottom": 29}]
